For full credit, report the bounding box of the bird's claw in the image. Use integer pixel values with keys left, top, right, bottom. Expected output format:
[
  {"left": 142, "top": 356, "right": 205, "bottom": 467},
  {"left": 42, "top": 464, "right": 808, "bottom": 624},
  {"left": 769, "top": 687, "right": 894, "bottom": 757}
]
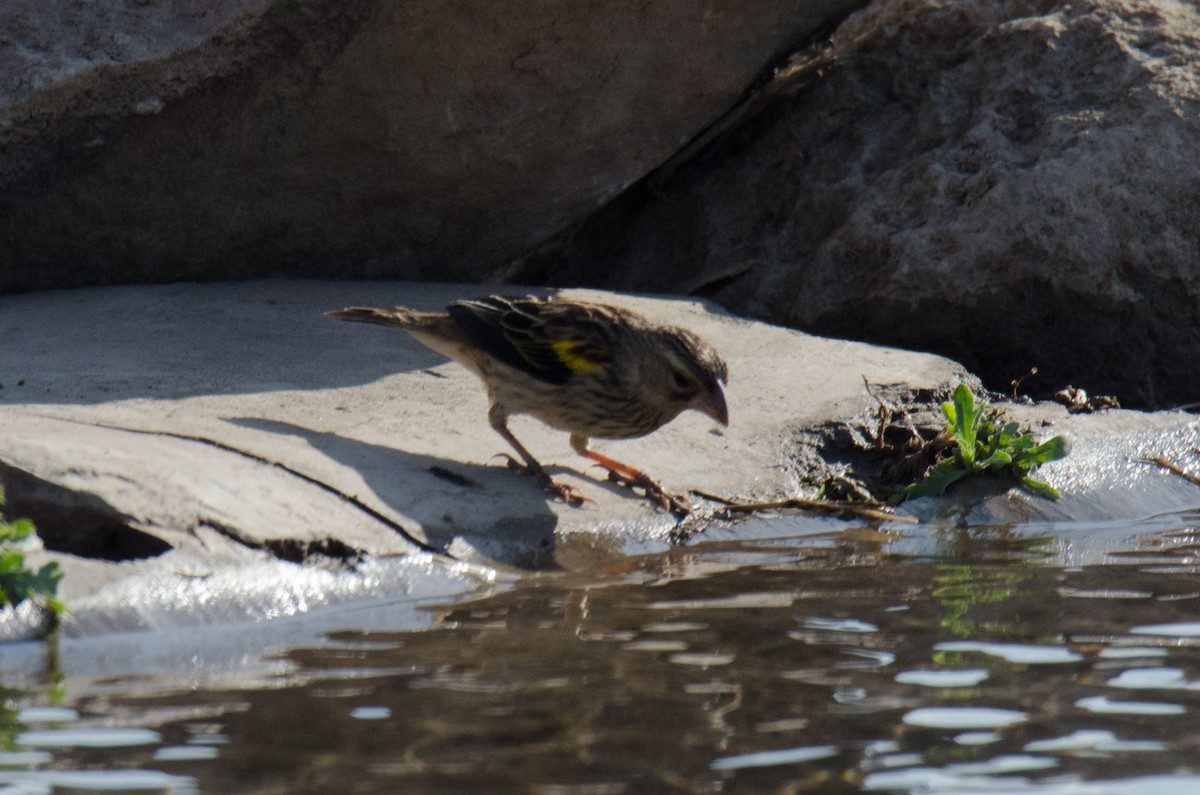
[
  {"left": 494, "top": 452, "right": 592, "bottom": 506},
  {"left": 532, "top": 471, "right": 592, "bottom": 507},
  {"left": 604, "top": 468, "right": 629, "bottom": 485},
  {"left": 603, "top": 469, "right": 692, "bottom": 517},
  {"left": 653, "top": 488, "right": 694, "bottom": 518}
]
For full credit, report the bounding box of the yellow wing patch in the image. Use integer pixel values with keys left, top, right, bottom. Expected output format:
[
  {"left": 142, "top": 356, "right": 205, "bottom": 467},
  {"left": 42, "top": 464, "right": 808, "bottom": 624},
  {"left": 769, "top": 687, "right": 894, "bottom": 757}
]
[{"left": 550, "top": 339, "right": 604, "bottom": 372}]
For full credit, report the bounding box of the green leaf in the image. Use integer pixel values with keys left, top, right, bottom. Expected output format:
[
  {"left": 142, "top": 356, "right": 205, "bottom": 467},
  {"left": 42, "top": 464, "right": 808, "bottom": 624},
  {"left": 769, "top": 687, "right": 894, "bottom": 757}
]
[
  {"left": 1020, "top": 476, "right": 1061, "bottom": 500},
  {"left": 941, "top": 400, "right": 957, "bottom": 428},
  {"left": 1013, "top": 434, "right": 1037, "bottom": 450},
  {"left": 899, "top": 383, "right": 1070, "bottom": 503},
  {"left": 1022, "top": 436, "right": 1070, "bottom": 467},
  {"left": 906, "top": 460, "right": 971, "bottom": 498},
  {"left": 0, "top": 485, "right": 66, "bottom": 617},
  {"left": 952, "top": 383, "right": 974, "bottom": 414},
  {"left": 33, "top": 562, "right": 63, "bottom": 593},
  {"left": 977, "top": 449, "right": 1013, "bottom": 470},
  {"left": 951, "top": 384, "right": 979, "bottom": 464},
  {"left": 3, "top": 519, "right": 35, "bottom": 542},
  {"left": 0, "top": 549, "right": 23, "bottom": 574}
]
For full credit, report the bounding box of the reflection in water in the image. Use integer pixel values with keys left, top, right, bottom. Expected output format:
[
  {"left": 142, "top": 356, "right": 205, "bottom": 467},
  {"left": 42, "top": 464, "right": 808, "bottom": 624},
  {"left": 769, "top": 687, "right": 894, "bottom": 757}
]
[{"left": 5, "top": 518, "right": 1200, "bottom": 792}]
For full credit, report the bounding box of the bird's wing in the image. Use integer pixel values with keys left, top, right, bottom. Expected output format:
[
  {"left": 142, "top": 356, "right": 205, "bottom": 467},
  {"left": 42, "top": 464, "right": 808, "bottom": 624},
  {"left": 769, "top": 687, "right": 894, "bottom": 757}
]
[{"left": 447, "top": 297, "right": 615, "bottom": 385}]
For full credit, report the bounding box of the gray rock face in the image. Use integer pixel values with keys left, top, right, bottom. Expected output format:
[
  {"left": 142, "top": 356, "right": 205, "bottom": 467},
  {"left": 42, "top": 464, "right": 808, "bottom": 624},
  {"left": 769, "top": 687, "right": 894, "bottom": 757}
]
[
  {"left": 0, "top": 0, "right": 862, "bottom": 292},
  {"left": 518, "top": 0, "right": 1200, "bottom": 407},
  {"left": 0, "top": 279, "right": 967, "bottom": 634},
  {"left": 2, "top": 281, "right": 1196, "bottom": 639}
]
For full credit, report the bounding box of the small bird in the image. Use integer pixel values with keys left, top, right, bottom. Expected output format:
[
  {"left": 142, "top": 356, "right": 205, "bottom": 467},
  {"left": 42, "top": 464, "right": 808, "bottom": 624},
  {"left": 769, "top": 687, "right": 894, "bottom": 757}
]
[{"left": 327, "top": 295, "right": 729, "bottom": 514}]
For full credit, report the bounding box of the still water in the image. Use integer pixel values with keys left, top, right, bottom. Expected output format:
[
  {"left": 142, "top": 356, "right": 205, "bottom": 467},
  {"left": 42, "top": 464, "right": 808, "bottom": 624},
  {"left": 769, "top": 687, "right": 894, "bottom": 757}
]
[{"left": 6, "top": 512, "right": 1200, "bottom": 794}]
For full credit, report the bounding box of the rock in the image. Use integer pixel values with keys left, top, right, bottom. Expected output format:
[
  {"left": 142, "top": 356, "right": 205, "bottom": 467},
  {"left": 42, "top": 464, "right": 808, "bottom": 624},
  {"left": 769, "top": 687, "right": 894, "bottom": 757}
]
[
  {"left": 803, "top": 391, "right": 1200, "bottom": 529},
  {"left": 3, "top": 281, "right": 1196, "bottom": 640},
  {"left": 512, "top": 0, "right": 1200, "bottom": 408},
  {"left": 0, "top": 0, "right": 863, "bottom": 292},
  {"left": 0, "top": 279, "right": 967, "bottom": 634},
  {"left": 912, "top": 404, "right": 1200, "bottom": 530}
]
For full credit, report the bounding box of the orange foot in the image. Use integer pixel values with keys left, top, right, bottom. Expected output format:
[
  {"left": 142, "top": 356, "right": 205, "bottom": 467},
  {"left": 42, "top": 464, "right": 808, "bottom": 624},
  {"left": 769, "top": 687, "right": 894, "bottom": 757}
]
[
  {"left": 583, "top": 452, "right": 692, "bottom": 517},
  {"left": 605, "top": 469, "right": 693, "bottom": 517}
]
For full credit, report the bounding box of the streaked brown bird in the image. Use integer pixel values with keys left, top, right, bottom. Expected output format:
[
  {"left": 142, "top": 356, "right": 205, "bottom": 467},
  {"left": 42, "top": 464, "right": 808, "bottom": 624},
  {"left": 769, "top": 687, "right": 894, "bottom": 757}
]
[{"left": 327, "top": 295, "right": 729, "bottom": 514}]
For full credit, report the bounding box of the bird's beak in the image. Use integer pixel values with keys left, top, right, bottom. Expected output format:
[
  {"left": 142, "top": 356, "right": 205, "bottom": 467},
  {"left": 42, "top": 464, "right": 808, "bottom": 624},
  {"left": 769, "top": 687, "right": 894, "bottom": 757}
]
[{"left": 690, "top": 382, "right": 729, "bottom": 426}]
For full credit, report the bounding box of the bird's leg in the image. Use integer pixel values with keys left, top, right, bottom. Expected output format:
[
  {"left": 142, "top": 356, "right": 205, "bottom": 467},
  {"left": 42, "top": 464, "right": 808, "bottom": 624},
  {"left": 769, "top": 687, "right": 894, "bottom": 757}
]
[
  {"left": 490, "top": 412, "right": 589, "bottom": 507},
  {"left": 570, "top": 435, "right": 692, "bottom": 517}
]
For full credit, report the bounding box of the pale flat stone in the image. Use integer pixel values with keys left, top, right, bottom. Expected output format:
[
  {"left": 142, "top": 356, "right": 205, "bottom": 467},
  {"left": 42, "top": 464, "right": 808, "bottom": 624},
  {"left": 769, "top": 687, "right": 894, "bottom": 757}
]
[
  {"left": 0, "top": 280, "right": 1196, "bottom": 634},
  {"left": 0, "top": 281, "right": 960, "bottom": 576}
]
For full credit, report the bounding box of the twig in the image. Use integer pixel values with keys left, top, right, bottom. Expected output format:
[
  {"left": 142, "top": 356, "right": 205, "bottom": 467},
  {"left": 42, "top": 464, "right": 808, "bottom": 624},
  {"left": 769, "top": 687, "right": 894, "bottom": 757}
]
[
  {"left": 726, "top": 498, "right": 917, "bottom": 524},
  {"left": 690, "top": 488, "right": 739, "bottom": 506},
  {"left": 1136, "top": 456, "right": 1200, "bottom": 487},
  {"left": 691, "top": 490, "right": 917, "bottom": 524},
  {"left": 863, "top": 376, "right": 891, "bottom": 453},
  {"left": 1010, "top": 367, "right": 1038, "bottom": 400}
]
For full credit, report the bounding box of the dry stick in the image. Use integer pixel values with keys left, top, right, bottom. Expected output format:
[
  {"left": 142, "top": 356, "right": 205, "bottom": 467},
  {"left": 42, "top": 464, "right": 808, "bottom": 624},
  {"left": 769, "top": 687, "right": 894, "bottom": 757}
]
[
  {"left": 1136, "top": 456, "right": 1200, "bottom": 487},
  {"left": 730, "top": 498, "right": 918, "bottom": 524},
  {"left": 1010, "top": 366, "right": 1039, "bottom": 400},
  {"left": 691, "top": 488, "right": 738, "bottom": 506},
  {"left": 691, "top": 490, "right": 918, "bottom": 524},
  {"left": 862, "top": 376, "right": 891, "bottom": 453},
  {"left": 862, "top": 376, "right": 925, "bottom": 448}
]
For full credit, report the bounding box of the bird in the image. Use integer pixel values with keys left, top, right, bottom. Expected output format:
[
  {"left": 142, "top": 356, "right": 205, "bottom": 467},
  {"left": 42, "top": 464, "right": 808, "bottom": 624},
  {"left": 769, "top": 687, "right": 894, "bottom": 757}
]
[{"left": 326, "top": 295, "right": 729, "bottom": 515}]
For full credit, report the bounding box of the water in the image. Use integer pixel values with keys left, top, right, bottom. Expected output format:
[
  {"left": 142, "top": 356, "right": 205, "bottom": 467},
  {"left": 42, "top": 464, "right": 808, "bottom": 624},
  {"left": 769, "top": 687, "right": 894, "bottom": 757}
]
[{"left": 6, "top": 513, "right": 1200, "bottom": 793}]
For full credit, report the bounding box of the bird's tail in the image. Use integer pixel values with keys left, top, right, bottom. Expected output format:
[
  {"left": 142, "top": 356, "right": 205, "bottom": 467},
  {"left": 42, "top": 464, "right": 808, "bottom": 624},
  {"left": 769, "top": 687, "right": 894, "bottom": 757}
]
[{"left": 325, "top": 306, "right": 429, "bottom": 328}]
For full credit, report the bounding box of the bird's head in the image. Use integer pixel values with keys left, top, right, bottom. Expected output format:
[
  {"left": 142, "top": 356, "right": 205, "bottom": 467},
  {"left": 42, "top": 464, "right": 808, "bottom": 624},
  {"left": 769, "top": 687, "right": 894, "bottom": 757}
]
[{"left": 653, "top": 328, "right": 729, "bottom": 427}]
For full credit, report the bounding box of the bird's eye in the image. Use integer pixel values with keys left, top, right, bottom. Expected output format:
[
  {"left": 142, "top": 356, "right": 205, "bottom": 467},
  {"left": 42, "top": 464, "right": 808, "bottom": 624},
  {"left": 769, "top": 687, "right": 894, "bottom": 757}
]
[{"left": 669, "top": 369, "right": 695, "bottom": 394}]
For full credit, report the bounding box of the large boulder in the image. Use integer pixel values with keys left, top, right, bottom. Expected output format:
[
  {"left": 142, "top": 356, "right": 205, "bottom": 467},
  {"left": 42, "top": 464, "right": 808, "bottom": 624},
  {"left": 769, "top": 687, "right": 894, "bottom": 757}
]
[
  {"left": 513, "top": 0, "right": 1200, "bottom": 408},
  {"left": 0, "top": 279, "right": 972, "bottom": 634},
  {"left": 0, "top": 0, "right": 863, "bottom": 293},
  {"left": 2, "top": 281, "right": 1198, "bottom": 639}
]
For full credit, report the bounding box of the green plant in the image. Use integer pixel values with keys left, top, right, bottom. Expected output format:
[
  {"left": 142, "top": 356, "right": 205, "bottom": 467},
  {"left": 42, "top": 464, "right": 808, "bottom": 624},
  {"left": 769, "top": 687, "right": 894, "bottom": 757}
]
[
  {"left": 0, "top": 486, "right": 64, "bottom": 617},
  {"left": 904, "top": 384, "right": 1069, "bottom": 501}
]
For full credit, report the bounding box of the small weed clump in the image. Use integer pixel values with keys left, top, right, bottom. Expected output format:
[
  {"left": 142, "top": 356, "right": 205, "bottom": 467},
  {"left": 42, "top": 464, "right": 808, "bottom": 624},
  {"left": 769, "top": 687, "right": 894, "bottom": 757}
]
[
  {"left": 0, "top": 486, "right": 64, "bottom": 617},
  {"left": 903, "top": 384, "right": 1069, "bottom": 501}
]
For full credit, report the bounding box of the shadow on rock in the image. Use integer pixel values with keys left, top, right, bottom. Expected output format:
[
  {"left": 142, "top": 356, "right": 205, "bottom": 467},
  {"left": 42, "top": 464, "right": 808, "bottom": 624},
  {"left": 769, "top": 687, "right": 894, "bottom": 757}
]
[
  {"left": 227, "top": 417, "right": 562, "bottom": 571},
  {"left": 0, "top": 460, "right": 172, "bottom": 561}
]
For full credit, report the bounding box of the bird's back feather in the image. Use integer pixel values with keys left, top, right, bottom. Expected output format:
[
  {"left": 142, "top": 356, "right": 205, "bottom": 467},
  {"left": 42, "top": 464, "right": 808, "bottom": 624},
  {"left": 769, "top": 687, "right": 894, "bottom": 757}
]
[
  {"left": 447, "top": 297, "right": 616, "bottom": 386},
  {"left": 325, "top": 306, "right": 425, "bottom": 327}
]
